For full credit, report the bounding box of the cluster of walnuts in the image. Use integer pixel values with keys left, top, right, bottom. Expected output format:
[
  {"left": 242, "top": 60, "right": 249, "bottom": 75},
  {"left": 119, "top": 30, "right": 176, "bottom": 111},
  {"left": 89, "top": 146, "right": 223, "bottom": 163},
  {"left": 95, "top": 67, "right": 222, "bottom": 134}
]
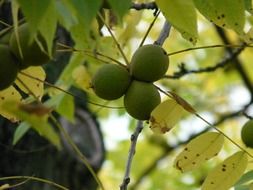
[
  {"left": 91, "top": 44, "right": 169, "bottom": 120},
  {"left": 0, "top": 23, "right": 53, "bottom": 91}
]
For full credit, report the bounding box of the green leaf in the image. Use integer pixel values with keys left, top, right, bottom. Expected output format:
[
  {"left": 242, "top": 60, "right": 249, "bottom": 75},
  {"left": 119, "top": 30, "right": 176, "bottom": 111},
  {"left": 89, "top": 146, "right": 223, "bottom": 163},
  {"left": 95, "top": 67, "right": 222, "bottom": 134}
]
[
  {"left": 193, "top": 0, "right": 245, "bottom": 34},
  {"left": 107, "top": 0, "right": 132, "bottom": 21},
  {"left": 17, "top": 0, "right": 51, "bottom": 36},
  {"left": 244, "top": 0, "right": 253, "bottom": 14},
  {"left": 235, "top": 170, "right": 253, "bottom": 186},
  {"left": 155, "top": 0, "right": 198, "bottom": 44},
  {"left": 174, "top": 132, "right": 224, "bottom": 172},
  {"left": 55, "top": 0, "right": 78, "bottom": 29},
  {"left": 38, "top": 0, "right": 57, "bottom": 57},
  {"left": 149, "top": 98, "right": 187, "bottom": 134},
  {"left": 13, "top": 122, "right": 30, "bottom": 145},
  {"left": 46, "top": 93, "right": 75, "bottom": 122},
  {"left": 71, "top": 0, "right": 102, "bottom": 33},
  {"left": 202, "top": 151, "right": 248, "bottom": 190},
  {"left": 235, "top": 184, "right": 253, "bottom": 190},
  {"left": 56, "top": 94, "right": 75, "bottom": 122}
]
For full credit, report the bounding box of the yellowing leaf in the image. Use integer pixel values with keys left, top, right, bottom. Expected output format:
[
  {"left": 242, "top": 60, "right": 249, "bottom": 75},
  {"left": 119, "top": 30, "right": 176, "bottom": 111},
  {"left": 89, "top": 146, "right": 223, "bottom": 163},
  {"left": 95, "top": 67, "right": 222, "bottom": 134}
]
[
  {"left": 156, "top": 0, "right": 198, "bottom": 44},
  {"left": 193, "top": 0, "right": 245, "bottom": 34},
  {"left": 0, "top": 86, "right": 22, "bottom": 122},
  {"left": 202, "top": 151, "right": 248, "bottom": 190},
  {"left": 16, "top": 66, "right": 46, "bottom": 99},
  {"left": 149, "top": 98, "right": 187, "bottom": 134},
  {"left": 72, "top": 65, "right": 92, "bottom": 92},
  {"left": 174, "top": 132, "right": 224, "bottom": 172}
]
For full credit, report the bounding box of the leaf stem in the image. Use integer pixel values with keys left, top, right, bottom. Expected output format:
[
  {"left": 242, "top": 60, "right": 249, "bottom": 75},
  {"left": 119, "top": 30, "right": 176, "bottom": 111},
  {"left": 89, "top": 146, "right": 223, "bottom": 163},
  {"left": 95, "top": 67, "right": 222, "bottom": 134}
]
[
  {"left": 97, "top": 13, "right": 130, "bottom": 66},
  {"left": 57, "top": 43, "right": 126, "bottom": 67},
  {"left": 139, "top": 11, "right": 160, "bottom": 47}
]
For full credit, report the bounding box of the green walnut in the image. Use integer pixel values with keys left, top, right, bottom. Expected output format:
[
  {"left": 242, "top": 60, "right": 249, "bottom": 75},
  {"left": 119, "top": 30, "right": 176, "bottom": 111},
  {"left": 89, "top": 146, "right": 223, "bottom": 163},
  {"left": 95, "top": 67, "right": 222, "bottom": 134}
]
[
  {"left": 241, "top": 120, "right": 253, "bottom": 148},
  {"left": 0, "top": 44, "right": 19, "bottom": 90},
  {"left": 92, "top": 64, "right": 131, "bottom": 100},
  {"left": 130, "top": 44, "right": 169, "bottom": 82},
  {"left": 124, "top": 80, "right": 161, "bottom": 120},
  {"left": 9, "top": 23, "right": 53, "bottom": 69}
]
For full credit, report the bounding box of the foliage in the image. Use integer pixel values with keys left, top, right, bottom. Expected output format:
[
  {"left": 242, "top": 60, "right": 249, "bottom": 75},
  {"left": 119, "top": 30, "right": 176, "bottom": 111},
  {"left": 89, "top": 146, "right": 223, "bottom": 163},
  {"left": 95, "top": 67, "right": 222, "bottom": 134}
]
[{"left": 0, "top": 0, "right": 253, "bottom": 190}]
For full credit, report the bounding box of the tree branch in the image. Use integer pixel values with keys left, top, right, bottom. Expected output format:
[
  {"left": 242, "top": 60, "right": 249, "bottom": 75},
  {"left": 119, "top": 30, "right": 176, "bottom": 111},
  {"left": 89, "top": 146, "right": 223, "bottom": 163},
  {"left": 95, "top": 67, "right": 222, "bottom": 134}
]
[
  {"left": 154, "top": 21, "right": 171, "bottom": 46},
  {"left": 120, "top": 121, "right": 143, "bottom": 190},
  {"left": 164, "top": 46, "right": 244, "bottom": 79},
  {"left": 215, "top": 27, "right": 253, "bottom": 102}
]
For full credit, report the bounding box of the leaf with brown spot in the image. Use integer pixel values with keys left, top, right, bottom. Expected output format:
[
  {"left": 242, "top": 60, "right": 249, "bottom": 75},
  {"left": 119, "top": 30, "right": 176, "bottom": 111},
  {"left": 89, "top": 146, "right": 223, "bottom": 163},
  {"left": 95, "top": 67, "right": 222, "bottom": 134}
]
[
  {"left": 174, "top": 132, "right": 224, "bottom": 172},
  {"left": 149, "top": 98, "right": 187, "bottom": 134},
  {"left": 202, "top": 151, "right": 248, "bottom": 190},
  {"left": 0, "top": 86, "right": 22, "bottom": 122}
]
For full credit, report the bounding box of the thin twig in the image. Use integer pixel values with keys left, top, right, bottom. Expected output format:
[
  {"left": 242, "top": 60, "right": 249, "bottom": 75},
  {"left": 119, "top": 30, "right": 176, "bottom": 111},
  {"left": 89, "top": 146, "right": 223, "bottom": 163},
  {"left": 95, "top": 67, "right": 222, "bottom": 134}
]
[
  {"left": 167, "top": 43, "right": 251, "bottom": 56},
  {"left": 0, "top": 176, "right": 69, "bottom": 190},
  {"left": 154, "top": 21, "right": 171, "bottom": 46},
  {"left": 164, "top": 47, "right": 244, "bottom": 79},
  {"left": 97, "top": 13, "right": 130, "bottom": 66},
  {"left": 120, "top": 121, "right": 143, "bottom": 190}
]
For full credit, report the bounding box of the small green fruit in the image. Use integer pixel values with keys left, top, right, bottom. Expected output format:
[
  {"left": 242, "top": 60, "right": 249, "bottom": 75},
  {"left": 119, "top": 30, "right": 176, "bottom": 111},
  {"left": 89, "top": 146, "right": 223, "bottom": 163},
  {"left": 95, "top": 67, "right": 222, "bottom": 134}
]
[
  {"left": 130, "top": 44, "right": 169, "bottom": 82},
  {"left": 124, "top": 80, "right": 161, "bottom": 120},
  {"left": 241, "top": 120, "right": 253, "bottom": 148},
  {"left": 9, "top": 23, "right": 53, "bottom": 69},
  {"left": 0, "top": 44, "right": 19, "bottom": 90},
  {"left": 92, "top": 64, "right": 131, "bottom": 100}
]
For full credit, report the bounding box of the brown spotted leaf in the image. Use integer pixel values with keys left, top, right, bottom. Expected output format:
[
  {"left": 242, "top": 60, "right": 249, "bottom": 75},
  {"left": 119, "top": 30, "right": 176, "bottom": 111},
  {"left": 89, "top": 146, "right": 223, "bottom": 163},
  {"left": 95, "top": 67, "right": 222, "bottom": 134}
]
[
  {"left": 202, "top": 151, "right": 248, "bottom": 190},
  {"left": 0, "top": 86, "right": 22, "bottom": 122},
  {"left": 193, "top": 0, "right": 245, "bottom": 34},
  {"left": 149, "top": 98, "right": 187, "bottom": 134},
  {"left": 174, "top": 132, "right": 224, "bottom": 172}
]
